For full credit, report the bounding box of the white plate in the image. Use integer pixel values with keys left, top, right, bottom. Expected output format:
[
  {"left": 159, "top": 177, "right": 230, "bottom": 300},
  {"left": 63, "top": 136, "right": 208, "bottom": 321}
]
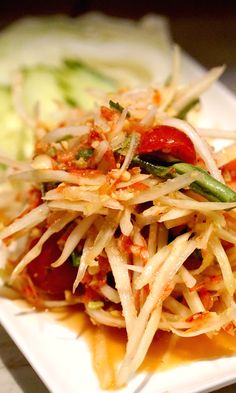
[{"left": 1, "top": 54, "right": 236, "bottom": 393}]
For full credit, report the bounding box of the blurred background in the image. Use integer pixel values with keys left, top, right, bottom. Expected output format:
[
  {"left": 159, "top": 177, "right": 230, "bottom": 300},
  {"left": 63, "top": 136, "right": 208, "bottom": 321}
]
[{"left": 0, "top": 0, "right": 236, "bottom": 91}]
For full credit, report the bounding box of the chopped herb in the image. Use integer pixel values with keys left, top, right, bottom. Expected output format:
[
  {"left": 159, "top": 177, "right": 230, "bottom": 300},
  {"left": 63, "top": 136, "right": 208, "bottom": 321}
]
[
  {"left": 87, "top": 300, "right": 104, "bottom": 310},
  {"left": 0, "top": 163, "right": 7, "bottom": 171},
  {"left": 193, "top": 249, "right": 202, "bottom": 260},
  {"left": 76, "top": 148, "right": 94, "bottom": 160},
  {"left": 177, "top": 98, "right": 200, "bottom": 120},
  {"left": 47, "top": 146, "right": 57, "bottom": 157},
  {"left": 65, "top": 96, "right": 78, "bottom": 107},
  {"left": 71, "top": 251, "right": 82, "bottom": 267},
  {"left": 109, "top": 100, "right": 124, "bottom": 112},
  {"left": 115, "top": 135, "right": 132, "bottom": 155},
  {"left": 56, "top": 134, "right": 73, "bottom": 143},
  {"left": 109, "top": 100, "right": 131, "bottom": 118},
  {"left": 64, "top": 59, "right": 84, "bottom": 70}
]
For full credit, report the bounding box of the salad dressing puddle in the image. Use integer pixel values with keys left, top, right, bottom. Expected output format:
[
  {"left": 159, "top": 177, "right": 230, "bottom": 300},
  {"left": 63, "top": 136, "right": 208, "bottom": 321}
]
[{"left": 55, "top": 308, "right": 236, "bottom": 389}]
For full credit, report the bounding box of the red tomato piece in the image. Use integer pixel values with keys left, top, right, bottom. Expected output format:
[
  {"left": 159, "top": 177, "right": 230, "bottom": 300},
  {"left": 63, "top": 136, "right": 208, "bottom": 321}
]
[
  {"left": 222, "top": 159, "right": 236, "bottom": 191},
  {"left": 27, "top": 233, "right": 77, "bottom": 297},
  {"left": 138, "top": 125, "right": 196, "bottom": 164},
  {"left": 222, "top": 159, "right": 236, "bottom": 177}
]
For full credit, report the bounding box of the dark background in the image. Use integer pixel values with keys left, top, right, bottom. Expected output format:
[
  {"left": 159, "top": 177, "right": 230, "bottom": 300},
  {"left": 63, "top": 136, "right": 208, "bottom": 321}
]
[{"left": 0, "top": 0, "right": 236, "bottom": 70}]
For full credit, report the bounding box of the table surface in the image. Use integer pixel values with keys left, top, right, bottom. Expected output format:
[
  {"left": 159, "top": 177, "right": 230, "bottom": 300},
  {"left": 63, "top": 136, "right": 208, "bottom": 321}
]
[{"left": 0, "top": 11, "right": 236, "bottom": 393}]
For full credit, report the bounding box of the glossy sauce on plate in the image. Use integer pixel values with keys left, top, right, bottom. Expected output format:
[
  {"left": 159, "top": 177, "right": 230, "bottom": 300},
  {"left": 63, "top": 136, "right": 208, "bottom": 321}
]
[{"left": 56, "top": 307, "right": 236, "bottom": 388}]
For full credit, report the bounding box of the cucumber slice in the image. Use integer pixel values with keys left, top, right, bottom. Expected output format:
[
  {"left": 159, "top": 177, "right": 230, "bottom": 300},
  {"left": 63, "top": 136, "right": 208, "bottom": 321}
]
[
  {"left": 0, "top": 86, "right": 33, "bottom": 160},
  {"left": 58, "top": 59, "right": 117, "bottom": 109},
  {"left": 22, "top": 65, "right": 64, "bottom": 123},
  {"left": 0, "top": 61, "right": 117, "bottom": 160}
]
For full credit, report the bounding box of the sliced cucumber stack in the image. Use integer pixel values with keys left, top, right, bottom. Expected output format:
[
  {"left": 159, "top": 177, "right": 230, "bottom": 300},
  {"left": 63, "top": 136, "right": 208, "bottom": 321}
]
[
  {"left": 0, "top": 59, "right": 118, "bottom": 160},
  {"left": 58, "top": 59, "right": 116, "bottom": 110},
  {"left": 21, "top": 65, "right": 65, "bottom": 124},
  {"left": 0, "top": 86, "right": 33, "bottom": 159}
]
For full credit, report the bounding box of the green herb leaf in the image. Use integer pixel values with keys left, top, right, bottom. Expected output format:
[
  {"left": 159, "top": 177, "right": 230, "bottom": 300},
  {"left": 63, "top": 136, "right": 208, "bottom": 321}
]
[
  {"left": 63, "top": 59, "right": 84, "bottom": 70},
  {"left": 47, "top": 146, "right": 57, "bottom": 157},
  {"left": 0, "top": 163, "right": 7, "bottom": 171},
  {"left": 109, "top": 100, "right": 131, "bottom": 118},
  {"left": 65, "top": 96, "right": 78, "bottom": 107},
  {"left": 76, "top": 148, "right": 94, "bottom": 160},
  {"left": 87, "top": 300, "right": 104, "bottom": 310},
  {"left": 71, "top": 251, "right": 81, "bottom": 267},
  {"left": 115, "top": 135, "right": 132, "bottom": 155},
  {"left": 177, "top": 98, "right": 200, "bottom": 120}
]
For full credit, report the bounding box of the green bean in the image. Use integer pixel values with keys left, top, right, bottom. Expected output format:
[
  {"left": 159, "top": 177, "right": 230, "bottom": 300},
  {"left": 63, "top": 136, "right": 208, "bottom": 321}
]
[{"left": 132, "top": 157, "right": 236, "bottom": 203}]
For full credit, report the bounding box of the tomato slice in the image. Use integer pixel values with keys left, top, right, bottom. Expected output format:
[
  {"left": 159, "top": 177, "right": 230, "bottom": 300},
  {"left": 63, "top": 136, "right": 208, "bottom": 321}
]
[
  {"left": 222, "top": 159, "right": 236, "bottom": 191},
  {"left": 27, "top": 233, "right": 77, "bottom": 297},
  {"left": 222, "top": 159, "right": 236, "bottom": 180},
  {"left": 138, "top": 125, "right": 196, "bottom": 164}
]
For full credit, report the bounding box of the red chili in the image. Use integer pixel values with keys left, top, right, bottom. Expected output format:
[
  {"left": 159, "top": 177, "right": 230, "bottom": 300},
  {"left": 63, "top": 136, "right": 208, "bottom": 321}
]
[{"left": 138, "top": 125, "right": 196, "bottom": 164}]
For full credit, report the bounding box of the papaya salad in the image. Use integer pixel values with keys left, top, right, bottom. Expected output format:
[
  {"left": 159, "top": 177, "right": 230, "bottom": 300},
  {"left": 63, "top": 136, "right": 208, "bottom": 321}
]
[{"left": 1, "top": 50, "right": 236, "bottom": 388}]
